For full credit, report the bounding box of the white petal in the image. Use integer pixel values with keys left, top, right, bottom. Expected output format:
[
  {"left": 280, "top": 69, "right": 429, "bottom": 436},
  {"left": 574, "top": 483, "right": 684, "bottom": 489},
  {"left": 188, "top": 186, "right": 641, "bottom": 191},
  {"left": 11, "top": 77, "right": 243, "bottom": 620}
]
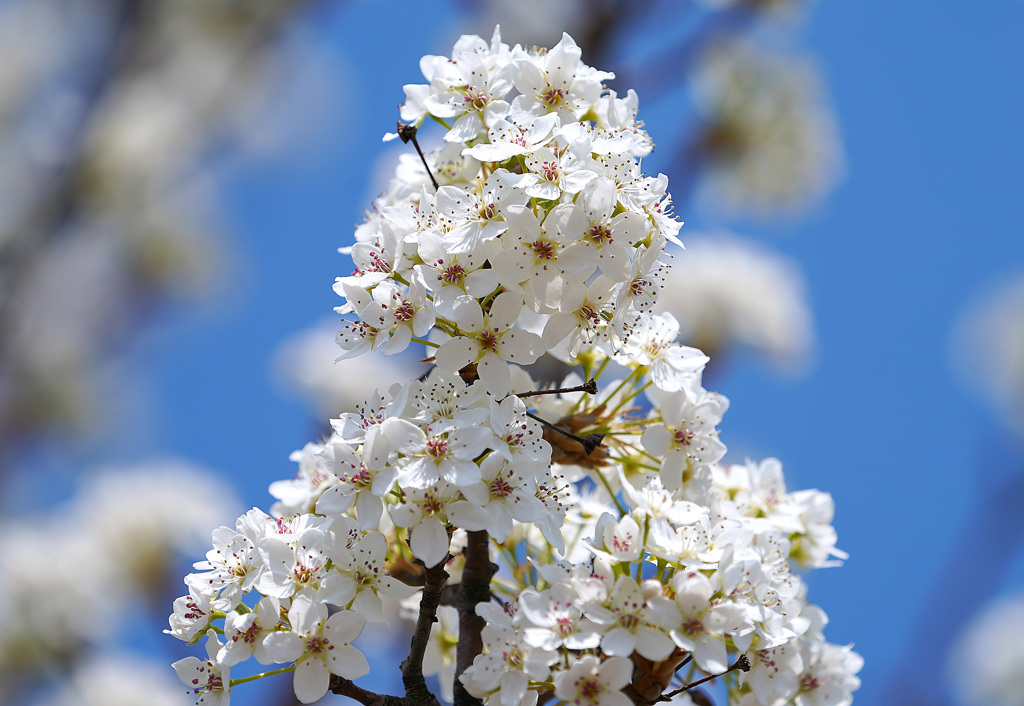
[
  {"left": 294, "top": 658, "right": 330, "bottom": 704},
  {"left": 478, "top": 353, "right": 511, "bottom": 397},
  {"left": 435, "top": 336, "right": 478, "bottom": 373},
  {"left": 601, "top": 627, "right": 637, "bottom": 657},
  {"left": 410, "top": 515, "right": 450, "bottom": 567},
  {"left": 260, "top": 631, "right": 304, "bottom": 664},
  {"left": 326, "top": 609, "right": 366, "bottom": 644},
  {"left": 328, "top": 644, "right": 371, "bottom": 680}
]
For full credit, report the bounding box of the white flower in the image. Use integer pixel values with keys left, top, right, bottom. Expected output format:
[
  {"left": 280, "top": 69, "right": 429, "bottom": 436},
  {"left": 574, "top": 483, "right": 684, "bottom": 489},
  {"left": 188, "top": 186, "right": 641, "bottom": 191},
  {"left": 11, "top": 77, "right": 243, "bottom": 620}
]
[
  {"left": 269, "top": 442, "right": 338, "bottom": 517},
  {"left": 461, "top": 111, "right": 559, "bottom": 162},
  {"left": 166, "top": 587, "right": 214, "bottom": 644},
  {"left": 349, "top": 531, "right": 419, "bottom": 623},
  {"left": 287, "top": 590, "right": 370, "bottom": 704},
  {"left": 952, "top": 594, "right": 1024, "bottom": 706},
  {"left": 642, "top": 388, "right": 728, "bottom": 492},
  {"left": 389, "top": 482, "right": 490, "bottom": 566},
  {"left": 511, "top": 33, "right": 612, "bottom": 122},
  {"left": 218, "top": 596, "right": 285, "bottom": 666},
  {"left": 173, "top": 630, "right": 230, "bottom": 706},
  {"left": 460, "top": 453, "right": 547, "bottom": 542},
  {"left": 617, "top": 312, "right": 709, "bottom": 392},
  {"left": 383, "top": 416, "right": 494, "bottom": 489},
  {"left": 664, "top": 571, "right": 746, "bottom": 674},
  {"left": 414, "top": 230, "right": 499, "bottom": 318},
  {"left": 793, "top": 637, "right": 863, "bottom": 706},
  {"left": 692, "top": 40, "right": 842, "bottom": 217},
  {"left": 552, "top": 654, "right": 632, "bottom": 706},
  {"left": 460, "top": 619, "right": 556, "bottom": 706},
  {"left": 434, "top": 291, "right": 542, "bottom": 397},
  {"left": 255, "top": 526, "right": 356, "bottom": 605},
  {"left": 520, "top": 583, "right": 602, "bottom": 651},
  {"left": 655, "top": 233, "right": 814, "bottom": 368},
  {"left": 586, "top": 575, "right": 677, "bottom": 661}
]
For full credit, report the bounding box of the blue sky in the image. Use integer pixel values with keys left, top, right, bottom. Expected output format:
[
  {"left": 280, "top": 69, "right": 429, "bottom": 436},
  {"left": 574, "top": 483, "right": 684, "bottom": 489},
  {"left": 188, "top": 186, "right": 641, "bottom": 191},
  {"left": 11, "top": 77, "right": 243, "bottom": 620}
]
[{"left": 98, "top": 1, "right": 1024, "bottom": 703}]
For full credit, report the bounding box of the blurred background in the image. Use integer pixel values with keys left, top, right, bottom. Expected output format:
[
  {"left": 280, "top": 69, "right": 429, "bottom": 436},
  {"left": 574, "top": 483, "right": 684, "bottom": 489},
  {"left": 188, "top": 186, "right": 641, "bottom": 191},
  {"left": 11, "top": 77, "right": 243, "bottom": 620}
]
[{"left": 0, "top": 0, "right": 1022, "bottom": 705}]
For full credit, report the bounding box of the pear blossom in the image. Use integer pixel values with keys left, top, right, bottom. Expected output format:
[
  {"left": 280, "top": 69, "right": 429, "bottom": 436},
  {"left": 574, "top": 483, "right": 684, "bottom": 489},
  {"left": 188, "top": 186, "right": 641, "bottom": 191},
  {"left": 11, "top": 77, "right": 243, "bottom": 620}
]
[
  {"left": 434, "top": 291, "right": 543, "bottom": 396},
  {"left": 172, "top": 630, "right": 230, "bottom": 706},
  {"left": 287, "top": 590, "right": 369, "bottom": 704},
  {"left": 552, "top": 655, "right": 632, "bottom": 706}
]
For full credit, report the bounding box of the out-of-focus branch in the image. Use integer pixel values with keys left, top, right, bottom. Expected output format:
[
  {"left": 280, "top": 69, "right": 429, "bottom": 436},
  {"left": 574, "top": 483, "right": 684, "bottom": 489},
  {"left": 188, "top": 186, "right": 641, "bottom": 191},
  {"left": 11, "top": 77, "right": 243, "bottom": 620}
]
[{"left": 0, "top": 0, "right": 315, "bottom": 467}]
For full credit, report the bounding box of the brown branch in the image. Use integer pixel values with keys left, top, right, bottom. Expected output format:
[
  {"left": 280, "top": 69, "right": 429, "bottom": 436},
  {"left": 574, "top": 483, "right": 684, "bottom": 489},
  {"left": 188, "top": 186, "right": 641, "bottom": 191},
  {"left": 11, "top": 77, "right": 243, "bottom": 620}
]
[
  {"left": 452, "top": 530, "right": 497, "bottom": 706},
  {"left": 401, "top": 556, "right": 450, "bottom": 706},
  {"left": 624, "top": 648, "right": 689, "bottom": 705},
  {"left": 329, "top": 556, "right": 451, "bottom": 706},
  {"left": 329, "top": 676, "right": 406, "bottom": 706}
]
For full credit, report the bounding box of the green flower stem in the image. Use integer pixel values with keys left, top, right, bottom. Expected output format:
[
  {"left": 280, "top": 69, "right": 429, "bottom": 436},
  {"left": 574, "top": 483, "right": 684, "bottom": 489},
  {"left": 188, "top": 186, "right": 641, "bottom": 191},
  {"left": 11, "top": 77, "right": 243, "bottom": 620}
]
[
  {"left": 411, "top": 336, "right": 439, "bottom": 349},
  {"left": 230, "top": 665, "right": 295, "bottom": 687}
]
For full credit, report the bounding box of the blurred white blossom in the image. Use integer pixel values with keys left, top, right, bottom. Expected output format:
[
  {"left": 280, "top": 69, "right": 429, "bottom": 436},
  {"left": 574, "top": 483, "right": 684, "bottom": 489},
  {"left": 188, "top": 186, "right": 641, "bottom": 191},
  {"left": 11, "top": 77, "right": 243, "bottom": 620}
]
[
  {"left": 0, "top": 0, "right": 336, "bottom": 453},
  {"left": 951, "top": 275, "right": 1024, "bottom": 436},
  {"left": 40, "top": 653, "right": 192, "bottom": 706},
  {"left": 951, "top": 593, "right": 1024, "bottom": 706},
  {"left": 655, "top": 233, "right": 814, "bottom": 370},
  {"left": 274, "top": 319, "right": 430, "bottom": 418},
  {"left": 0, "top": 460, "right": 236, "bottom": 689},
  {"left": 692, "top": 40, "right": 843, "bottom": 218}
]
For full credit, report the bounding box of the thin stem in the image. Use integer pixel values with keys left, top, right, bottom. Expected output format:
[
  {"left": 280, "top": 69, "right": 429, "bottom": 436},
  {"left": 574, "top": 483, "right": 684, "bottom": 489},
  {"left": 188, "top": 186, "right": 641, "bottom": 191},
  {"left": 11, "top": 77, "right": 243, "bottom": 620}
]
[
  {"left": 601, "top": 367, "right": 642, "bottom": 408},
  {"left": 411, "top": 336, "right": 440, "bottom": 349},
  {"left": 396, "top": 122, "right": 439, "bottom": 191},
  {"left": 593, "top": 465, "right": 627, "bottom": 515},
  {"left": 674, "top": 655, "right": 693, "bottom": 674},
  {"left": 525, "top": 411, "right": 604, "bottom": 455},
  {"left": 514, "top": 378, "right": 598, "bottom": 399},
  {"left": 231, "top": 665, "right": 294, "bottom": 686},
  {"left": 658, "top": 655, "right": 751, "bottom": 702}
]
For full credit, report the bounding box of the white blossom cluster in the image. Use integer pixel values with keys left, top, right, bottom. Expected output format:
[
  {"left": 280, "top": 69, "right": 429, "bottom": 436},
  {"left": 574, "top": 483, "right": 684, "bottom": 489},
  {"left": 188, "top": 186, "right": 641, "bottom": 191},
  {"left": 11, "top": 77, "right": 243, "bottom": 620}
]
[{"left": 169, "top": 29, "right": 860, "bottom": 706}]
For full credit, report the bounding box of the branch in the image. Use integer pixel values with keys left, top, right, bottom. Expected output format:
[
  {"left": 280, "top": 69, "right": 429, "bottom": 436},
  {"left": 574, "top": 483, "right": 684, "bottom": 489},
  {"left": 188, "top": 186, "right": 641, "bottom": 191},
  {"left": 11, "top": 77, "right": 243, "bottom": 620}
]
[
  {"left": 329, "top": 676, "right": 406, "bottom": 706},
  {"left": 401, "top": 556, "right": 450, "bottom": 706},
  {"left": 452, "top": 530, "right": 497, "bottom": 706},
  {"left": 329, "top": 557, "right": 451, "bottom": 706}
]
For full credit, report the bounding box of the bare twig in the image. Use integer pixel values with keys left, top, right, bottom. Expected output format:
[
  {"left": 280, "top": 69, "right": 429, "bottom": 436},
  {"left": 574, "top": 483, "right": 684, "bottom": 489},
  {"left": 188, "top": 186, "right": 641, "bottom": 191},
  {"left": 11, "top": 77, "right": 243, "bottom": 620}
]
[
  {"left": 525, "top": 411, "right": 605, "bottom": 454},
  {"left": 396, "top": 122, "right": 439, "bottom": 191},
  {"left": 656, "top": 654, "right": 751, "bottom": 703},
  {"left": 513, "top": 378, "right": 598, "bottom": 399}
]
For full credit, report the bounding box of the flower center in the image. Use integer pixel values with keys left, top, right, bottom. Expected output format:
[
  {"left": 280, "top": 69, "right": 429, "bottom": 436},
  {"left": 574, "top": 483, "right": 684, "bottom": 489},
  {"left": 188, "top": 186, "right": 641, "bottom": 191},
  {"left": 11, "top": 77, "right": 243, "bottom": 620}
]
[
  {"left": 587, "top": 224, "right": 613, "bottom": 245},
  {"left": 442, "top": 263, "right": 466, "bottom": 285},
  {"left": 542, "top": 85, "right": 567, "bottom": 107},
  {"left": 539, "top": 160, "right": 559, "bottom": 182},
  {"left": 674, "top": 429, "right": 695, "bottom": 447},
  {"left": 394, "top": 298, "right": 415, "bottom": 322},
  {"left": 490, "top": 476, "right": 514, "bottom": 499},
  {"left": 529, "top": 239, "right": 556, "bottom": 261},
  {"left": 800, "top": 674, "right": 821, "bottom": 692},
  {"left": 426, "top": 438, "right": 449, "bottom": 458},
  {"left": 306, "top": 636, "right": 332, "bottom": 654},
  {"left": 463, "top": 86, "right": 488, "bottom": 110}
]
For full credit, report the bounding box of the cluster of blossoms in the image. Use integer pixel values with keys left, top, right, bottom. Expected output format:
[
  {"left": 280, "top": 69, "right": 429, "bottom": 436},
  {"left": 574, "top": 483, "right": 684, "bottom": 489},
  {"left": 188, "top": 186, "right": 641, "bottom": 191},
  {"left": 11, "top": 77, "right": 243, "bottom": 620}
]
[{"left": 168, "top": 28, "right": 861, "bottom": 706}]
